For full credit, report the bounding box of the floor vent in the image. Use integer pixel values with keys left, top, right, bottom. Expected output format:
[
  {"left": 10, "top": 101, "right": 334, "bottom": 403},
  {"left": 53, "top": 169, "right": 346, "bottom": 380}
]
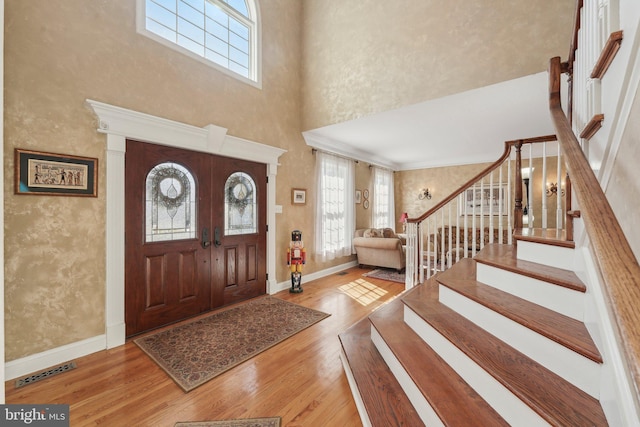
[
  {"left": 336, "top": 271, "right": 348, "bottom": 276},
  {"left": 15, "top": 362, "right": 77, "bottom": 389}
]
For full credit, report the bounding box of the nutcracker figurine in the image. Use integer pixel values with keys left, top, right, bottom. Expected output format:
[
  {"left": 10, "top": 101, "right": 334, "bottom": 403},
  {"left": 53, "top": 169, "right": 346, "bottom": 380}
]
[{"left": 286, "top": 230, "right": 305, "bottom": 293}]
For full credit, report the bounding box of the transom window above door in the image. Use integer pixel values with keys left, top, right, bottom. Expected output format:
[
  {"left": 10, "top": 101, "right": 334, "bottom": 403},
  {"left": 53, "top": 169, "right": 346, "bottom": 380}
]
[{"left": 136, "top": 0, "right": 260, "bottom": 86}]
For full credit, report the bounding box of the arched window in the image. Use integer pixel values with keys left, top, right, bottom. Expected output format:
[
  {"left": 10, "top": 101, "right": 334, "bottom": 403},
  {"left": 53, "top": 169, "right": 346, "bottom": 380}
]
[
  {"left": 137, "top": 0, "right": 260, "bottom": 86},
  {"left": 224, "top": 172, "right": 257, "bottom": 235},
  {"left": 145, "top": 162, "right": 197, "bottom": 242}
]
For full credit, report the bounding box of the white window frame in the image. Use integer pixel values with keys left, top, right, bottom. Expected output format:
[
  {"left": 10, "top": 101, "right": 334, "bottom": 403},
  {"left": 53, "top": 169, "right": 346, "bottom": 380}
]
[
  {"left": 371, "top": 166, "right": 395, "bottom": 229},
  {"left": 136, "top": 0, "right": 262, "bottom": 88},
  {"left": 314, "top": 152, "right": 355, "bottom": 262}
]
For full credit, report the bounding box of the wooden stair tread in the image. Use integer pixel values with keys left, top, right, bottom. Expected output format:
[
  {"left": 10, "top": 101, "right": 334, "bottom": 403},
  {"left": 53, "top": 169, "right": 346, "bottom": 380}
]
[
  {"left": 402, "top": 284, "right": 608, "bottom": 427},
  {"left": 437, "top": 259, "right": 602, "bottom": 363},
  {"left": 475, "top": 244, "right": 586, "bottom": 292},
  {"left": 369, "top": 293, "right": 509, "bottom": 427},
  {"left": 513, "top": 227, "right": 575, "bottom": 248},
  {"left": 338, "top": 314, "right": 424, "bottom": 427}
]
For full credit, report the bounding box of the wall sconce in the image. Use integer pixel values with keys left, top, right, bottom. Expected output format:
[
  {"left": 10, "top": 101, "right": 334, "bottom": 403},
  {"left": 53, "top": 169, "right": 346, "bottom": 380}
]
[
  {"left": 418, "top": 188, "right": 432, "bottom": 200},
  {"left": 546, "top": 182, "right": 565, "bottom": 197}
]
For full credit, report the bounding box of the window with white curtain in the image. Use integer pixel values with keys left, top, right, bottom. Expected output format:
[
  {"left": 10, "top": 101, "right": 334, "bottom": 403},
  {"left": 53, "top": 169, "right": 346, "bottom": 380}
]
[
  {"left": 314, "top": 152, "right": 355, "bottom": 262},
  {"left": 371, "top": 166, "right": 395, "bottom": 229}
]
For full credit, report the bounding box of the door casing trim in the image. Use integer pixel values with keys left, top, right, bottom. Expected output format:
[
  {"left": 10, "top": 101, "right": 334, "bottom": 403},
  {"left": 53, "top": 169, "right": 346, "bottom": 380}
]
[{"left": 86, "top": 99, "right": 286, "bottom": 348}]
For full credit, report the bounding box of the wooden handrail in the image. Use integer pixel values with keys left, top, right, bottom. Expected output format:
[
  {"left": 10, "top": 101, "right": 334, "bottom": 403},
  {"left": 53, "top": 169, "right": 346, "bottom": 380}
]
[
  {"left": 407, "top": 135, "right": 557, "bottom": 224},
  {"left": 549, "top": 56, "right": 640, "bottom": 400}
]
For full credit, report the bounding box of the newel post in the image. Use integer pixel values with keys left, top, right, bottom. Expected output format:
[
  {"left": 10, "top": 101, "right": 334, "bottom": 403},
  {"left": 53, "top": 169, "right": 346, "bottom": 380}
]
[{"left": 514, "top": 141, "right": 524, "bottom": 229}]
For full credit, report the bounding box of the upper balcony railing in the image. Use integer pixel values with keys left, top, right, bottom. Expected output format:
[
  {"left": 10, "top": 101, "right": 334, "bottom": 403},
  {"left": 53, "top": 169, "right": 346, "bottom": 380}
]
[{"left": 404, "top": 134, "right": 566, "bottom": 287}]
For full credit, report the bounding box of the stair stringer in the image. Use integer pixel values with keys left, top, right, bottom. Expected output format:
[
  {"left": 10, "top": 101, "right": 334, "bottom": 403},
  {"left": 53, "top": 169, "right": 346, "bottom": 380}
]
[
  {"left": 339, "top": 349, "right": 373, "bottom": 427},
  {"left": 574, "top": 240, "right": 639, "bottom": 426}
]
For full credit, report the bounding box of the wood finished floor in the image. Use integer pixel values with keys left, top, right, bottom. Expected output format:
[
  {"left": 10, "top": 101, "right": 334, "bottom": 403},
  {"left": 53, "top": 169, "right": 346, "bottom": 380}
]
[{"left": 5, "top": 267, "right": 406, "bottom": 426}]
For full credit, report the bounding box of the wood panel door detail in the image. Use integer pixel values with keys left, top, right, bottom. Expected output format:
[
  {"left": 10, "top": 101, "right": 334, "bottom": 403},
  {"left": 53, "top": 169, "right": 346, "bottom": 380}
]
[{"left": 125, "top": 140, "right": 266, "bottom": 336}]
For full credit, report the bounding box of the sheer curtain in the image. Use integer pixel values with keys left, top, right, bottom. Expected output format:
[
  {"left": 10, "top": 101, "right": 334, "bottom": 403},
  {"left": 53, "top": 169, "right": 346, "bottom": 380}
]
[
  {"left": 314, "top": 151, "right": 355, "bottom": 262},
  {"left": 371, "top": 166, "right": 395, "bottom": 229}
]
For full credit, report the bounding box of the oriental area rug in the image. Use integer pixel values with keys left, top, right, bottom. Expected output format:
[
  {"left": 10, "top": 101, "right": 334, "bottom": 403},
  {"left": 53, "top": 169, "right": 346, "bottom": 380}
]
[
  {"left": 174, "top": 417, "right": 281, "bottom": 427},
  {"left": 135, "top": 296, "right": 330, "bottom": 392},
  {"left": 363, "top": 268, "right": 406, "bottom": 283}
]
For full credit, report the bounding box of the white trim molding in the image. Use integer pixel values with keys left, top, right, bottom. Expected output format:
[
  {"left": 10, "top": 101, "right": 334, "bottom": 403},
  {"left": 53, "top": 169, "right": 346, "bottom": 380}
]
[{"left": 87, "top": 99, "right": 286, "bottom": 349}]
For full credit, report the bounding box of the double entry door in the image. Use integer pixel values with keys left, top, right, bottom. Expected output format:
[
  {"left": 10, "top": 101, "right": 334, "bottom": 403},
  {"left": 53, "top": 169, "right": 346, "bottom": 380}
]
[{"left": 125, "top": 140, "right": 267, "bottom": 337}]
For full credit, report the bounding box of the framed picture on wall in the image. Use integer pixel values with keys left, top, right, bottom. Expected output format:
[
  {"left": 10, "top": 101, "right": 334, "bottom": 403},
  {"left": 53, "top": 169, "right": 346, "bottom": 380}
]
[
  {"left": 355, "top": 190, "right": 362, "bottom": 204},
  {"left": 459, "top": 183, "right": 507, "bottom": 216},
  {"left": 15, "top": 149, "right": 98, "bottom": 197},
  {"left": 291, "top": 188, "right": 306, "bottom": 205}
]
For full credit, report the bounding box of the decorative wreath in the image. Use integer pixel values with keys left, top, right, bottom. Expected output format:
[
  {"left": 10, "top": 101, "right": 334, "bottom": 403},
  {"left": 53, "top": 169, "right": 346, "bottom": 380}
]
[
  {"left": 152, "top": 165, "right": 191, "bottom": 211},
  {"left": 226, "top": 173, "right": 254, "bottom": 215}
]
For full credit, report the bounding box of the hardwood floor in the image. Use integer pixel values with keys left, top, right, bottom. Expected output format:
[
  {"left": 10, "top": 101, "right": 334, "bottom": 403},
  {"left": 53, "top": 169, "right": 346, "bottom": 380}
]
[{"left": 5, "top": 267, "right": 406, "bottom": 427}]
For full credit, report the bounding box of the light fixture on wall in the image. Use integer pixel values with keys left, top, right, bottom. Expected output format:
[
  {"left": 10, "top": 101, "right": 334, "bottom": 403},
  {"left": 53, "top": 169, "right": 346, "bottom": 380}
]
[
  {"left": 546, "top": 182, "right": 565, "bottom": 197},
  {"left": 418, "top": 188, "right": 432, "bottom": 200}
]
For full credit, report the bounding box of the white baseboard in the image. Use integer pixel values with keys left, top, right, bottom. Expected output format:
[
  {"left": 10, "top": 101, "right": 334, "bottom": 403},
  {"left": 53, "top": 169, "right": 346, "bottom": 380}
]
[
  {"left": 5, "top": 335, "right": 106, "bottom": 381},
  {"left": 7, "top": 261, "right": 359, "bottom": 381},
  {"left": 106, "top": 322, "right": 126, "bottom": 349}
]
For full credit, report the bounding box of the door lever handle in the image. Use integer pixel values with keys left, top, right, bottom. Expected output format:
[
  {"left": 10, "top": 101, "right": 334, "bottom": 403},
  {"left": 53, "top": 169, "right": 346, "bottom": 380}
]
[
  {"left": 214, "top": 226, "right": 222, "bottom": 247},
  {"left": 201, "top": 227, "right": 211, "bottom": 249}
]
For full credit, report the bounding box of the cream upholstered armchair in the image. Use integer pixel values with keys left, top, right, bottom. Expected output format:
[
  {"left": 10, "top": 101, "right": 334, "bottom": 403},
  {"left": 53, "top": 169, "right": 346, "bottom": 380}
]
[{"left": 353, "top": 228, "right": 406, "bottom": 271}]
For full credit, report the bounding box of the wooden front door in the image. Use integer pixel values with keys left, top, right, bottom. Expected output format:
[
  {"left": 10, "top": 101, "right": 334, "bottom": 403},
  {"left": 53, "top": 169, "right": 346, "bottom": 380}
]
[{"left": 125, "top": 140, "right": 267, "bottom": 336}]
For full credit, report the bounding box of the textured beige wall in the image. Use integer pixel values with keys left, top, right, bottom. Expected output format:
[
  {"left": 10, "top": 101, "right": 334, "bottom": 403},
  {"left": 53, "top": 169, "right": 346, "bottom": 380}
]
[
  {"left": 3, "top": 0, "right": 578, "bottom": 362},
  {"left": 396, "top": 163, "right": 489, "bottom": 220},
  {"left": 302, "top": 0, "right": 575, "bottom": 130},
  {"left": 4, "top": 0, "right": 307, "bottom": 361},
  {"left": 395, "top": 156, "right": 565, "bottom": 230}
]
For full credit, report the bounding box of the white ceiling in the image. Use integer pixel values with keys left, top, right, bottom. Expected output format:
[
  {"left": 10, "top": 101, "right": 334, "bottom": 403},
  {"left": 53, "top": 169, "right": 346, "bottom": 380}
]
[{"left": 302, "top": 72, "right": 559, "bottom": 171}]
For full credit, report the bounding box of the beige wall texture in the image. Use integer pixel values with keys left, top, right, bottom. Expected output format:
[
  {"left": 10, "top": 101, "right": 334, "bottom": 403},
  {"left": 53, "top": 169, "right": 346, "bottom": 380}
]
[
  {"left": 301, "top": 0, "right": 575, "bottom": 131},
  {"left": 3, "top": 0, "right": 578, "bottom": 363},
  {"left": 3, "top": 0, "right": 308, "bottom": 361},
  {"left": 395, "top": 155, "right": 566, "bottom": 231}
]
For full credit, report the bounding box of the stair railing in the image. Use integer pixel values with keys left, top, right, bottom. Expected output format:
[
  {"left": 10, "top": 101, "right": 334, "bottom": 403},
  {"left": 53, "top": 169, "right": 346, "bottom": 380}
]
[
  {"left": 549, "top": 55, "right": 640, "bottom": 406},
  {"left": 404, "top": 134, "right": 566, "bottom": 288}
]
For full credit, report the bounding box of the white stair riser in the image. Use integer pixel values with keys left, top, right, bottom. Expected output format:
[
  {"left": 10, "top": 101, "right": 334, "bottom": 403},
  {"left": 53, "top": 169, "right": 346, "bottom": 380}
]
[
  {"left": 370, "top": 326, "right": 444, "bottom": 427},
  {"left": 439, "top": 285, "right": 601, "bottom": 398},
  {"left": 516, "top": 240, "right": 575, "bottom": 270},
  {"left": 403, "top": 306, "right": 551, "bottom": 427},
  {"left": 476, "top": 263, "right": 584, "bottom": 321}
]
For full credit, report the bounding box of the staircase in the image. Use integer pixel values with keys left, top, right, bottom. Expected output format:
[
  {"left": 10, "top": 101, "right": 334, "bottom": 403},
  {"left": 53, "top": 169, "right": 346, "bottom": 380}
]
[{"left": 339, "top": 229, "right": 610, "bottom": 426}]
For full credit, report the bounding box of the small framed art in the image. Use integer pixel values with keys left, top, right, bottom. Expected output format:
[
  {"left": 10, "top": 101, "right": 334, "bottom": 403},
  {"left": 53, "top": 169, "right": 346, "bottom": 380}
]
[{"left": 291, "top": 188, "right": 306, "bottom": 205}]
